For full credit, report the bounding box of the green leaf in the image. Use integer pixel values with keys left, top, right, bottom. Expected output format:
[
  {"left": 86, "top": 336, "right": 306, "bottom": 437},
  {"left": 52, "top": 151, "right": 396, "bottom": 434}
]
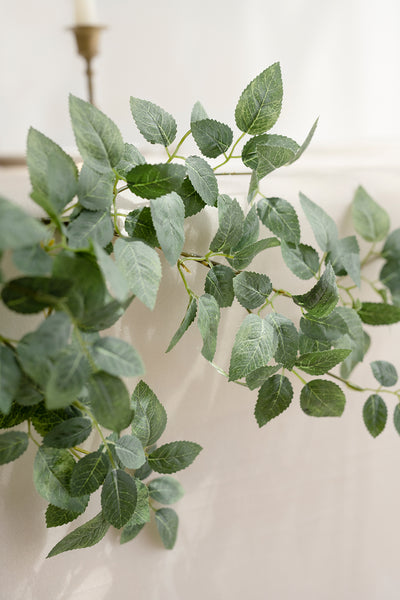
[
  {"left": 228, "top": 237, "right": 280, "bottom": 270},
  {"left": 363, "top": 394, "right": 387, "bottom": 437},
  {"left": 288, "top": 118, "right": 319, "bottom": 164},
  {"left": 114, "top": 435, "right": 146, "bottom": 469},
  {"left": 45, "top": 504, "right": 84, "bottom": 528},
  {"left": 235, "top": 63, "right": 283, "bottom": 135},
  {"left": 15, "top": 374, "right": 44, "bottom": 407},
  {"left": 131, "top": 380, "right": 167, "bottom": 447},
  {"left": 114, "top": 142, "right": 146, "bottom": 180},
  {"left": 1, "top": 276, "right": 72, "bottom": 314},
  {"left": 245, "top": 364, "right": 282, "bottom": 390},
  {"left": 129, "top": 98, "right": 177, "bottom": 146},
  {"left": 267, "top": 313, "right": 298, "bottom": 370},
  {"left": 148, "top": 476, "right": 184, "bottom": 505},
  {"left": 204, "top": 265, "right": 235, "bottom": 308},
  {"left": 124, "top": 207, "right": 159, "bottom": 247},
  {"left": 298, "top": 334, "right": 330, "bottom": 354},
  {"left": 69, "top": 95, "right": 124, "bottom": 173},
  {"left": 92, "top": 336, "right": 144, "bottom": 378},
  {"left": 0, "top": 431, "right": 29, "bottom": 464},
  {"left": 114, "top": 238, "right": 161, "bottom": 310},
  {"left": 191, "top": 119, "right": 233, "bottom": 158},
  {"left": 12, "top": 244, "right": 52, "bottom": 276},
  {"left": 70, "top": 450, "right": 109, "bottom": 496},
  {"left": 166, "top": 297, "right": 198, "bottom": 352},
  {"left": 380, "top": 259, "right": 400, "bottom": 297},
  {"left": 185, "top": 156, "right": 218, "bottom": 206},
  {"left": 191, "top": 101, "right": 208, "bottom": 123},
  {"left": 236, "top": 205, "right": 260, "bottom": 249},
  {"left": 333, "top": 307, "right": 366, "bottom": 378},
  {"left": 197, "top": 294, "right": 220, "bottom": 362},
  {"left": 33, "top": 447, "right": 89, "bottom": 511},
  {"left": 292, "top": 264, "right": 339, "bottom": 318},
  {"left": 42, "top": 417, "right": 92, "bottom": 449},
  {"left": 47, "top": 512, "right": 109, "bottom": 558},
  {"left": 0, "top": 345, "right": 22, "bottom": 414},
  {"left": 121, "top": 479, "right": 150, "bottom": 536},
  {"left": 358, "top": 302, "right": 400, "bottom": 325},
  {"left": 120, "top": 522, "right": 145, "bottom": 545},
  {"left": 257, "top": 197, "right": 300, "bottom": 244},
  {"left": 247, "top": 170, "right": 259, "bottom": 205},
  {"left": 150, "top": 192, "right": 185, "bottom": 265},
  {"left": 0, "top": 401, "right": 35, "bottom": 430},
  {"left": 126, "top": 163, "right": 186, "bottom": 199},
  {"left": 299, "top": 310, "right": 348, "bottom": 343},
  {"left": 210, "top": 195, "right": 244, "bottom": 253},
  {"left": 78, "top": 298, "right": 132, "bottom": 332},
  {"left": 77, "top": 164, "right": 115, "bottom": 211},
  {"left": 352, "top": 186, "right": 390, "bottom": 242},
  {"left": 382, "top": 228, "right": 400, "bottom": 261},
  {"left": 92, "top": 242, "right": 131, "bottom": 303},
  {"left": 299, "top": 192, "right": 338, "bottom": 252},
  {"left": 101, "top": 469, "right": 137, "bottom": 528},
  {"left": 393, "top": 404, "right": 400, "bottom": 436},
  {"left": 86, "top": 371, "right": 133, "bottom": 432},
  {"left": 242, "top": 134, "right": 299, "bottom": 173},
  {"left": 228, "top": 314, "right": 277, "bottom": 381},
  {"left": 148, "top": 441, "right": 202, "bottom": 474},
  {"left": 0, "top": 196, "right": 47, "bottom": 251},
  {"left": 281, "top": 241, "right": 319, "bottom": 280},
  {"left": 155, "top": 508, "right": 179, "bottom": 549},
  {"left": 66, "top": 209, "right": 113, "bottom": 249},
  {"left": 255, "top": 375, "right": 293, "bottom": 427},
  {"left": 300, "top": 380, "right": 346, "bottom": 417},
  {"left": 31, "top": 404, "right": 82, "bottom": 436},
  {"left": 295, "top": 349, "right": 352, "bottom": 375},
  {"left": 178, "top": 177, "right": 206, "bottom": 217},
  {"left": 326, "top": 236, "right": 361, "bottom": 286},
  {"left": 45, "top": 347, "right": 90, "bottom": 409},
  {"left": 370, "top": 360, "right": 398, "bottom": 387}
]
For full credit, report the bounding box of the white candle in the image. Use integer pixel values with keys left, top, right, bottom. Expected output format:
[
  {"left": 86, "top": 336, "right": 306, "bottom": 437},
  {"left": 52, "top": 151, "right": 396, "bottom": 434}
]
[{"left": 74, "top": 0, "right": 98, "bottom": 25}]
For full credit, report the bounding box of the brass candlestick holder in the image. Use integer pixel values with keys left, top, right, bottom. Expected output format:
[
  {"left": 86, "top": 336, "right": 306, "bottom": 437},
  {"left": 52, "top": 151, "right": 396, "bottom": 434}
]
[{"left": 70, "top": 25, "right": 106, "bottom": 105}]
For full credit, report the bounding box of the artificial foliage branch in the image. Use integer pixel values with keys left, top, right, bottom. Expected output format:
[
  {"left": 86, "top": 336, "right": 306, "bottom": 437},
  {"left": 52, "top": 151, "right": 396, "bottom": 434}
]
[{"left": 1, "top": 62, "right": 400, "bottom": 556}]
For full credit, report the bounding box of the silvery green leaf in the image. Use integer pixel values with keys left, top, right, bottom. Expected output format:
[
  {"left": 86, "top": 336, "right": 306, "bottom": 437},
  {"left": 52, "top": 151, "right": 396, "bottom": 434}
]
[
  {"left": 69, "top": 95, "right": 124, "bottom": 173},
  {"left": 281, "top": 241, "right": 319, "bottom": 280},
  {"left": 115, "top": 143, "right": 146, "bottom": 180},
  {"left": 86, "top": 371, "right": 133, "bottom": 432},
  {"left": 191, "top": 101, "right": 208, "bottom": 123},
  {"left": 66, "top": 209, "right": 113, "bottom": 249},
  {"left": 148, "top": 441, "right": 202, "bottom": 474},
  {"left": 150, "top": 192, "right": 185, "bottom": 265},
  {"left": 257, "top": 197, "right": 300, "bottom": 244},
  {"left": 155, "top": 507, "right": 178, "bottom": 549},
  {"left": 77, "top": 164, "right": 115, "bottom": 211},
  {"left": 245, "top": 364, "right": 282, "bottom": 390},
  {"left": 42, "top": 417, "right": 92, "bottom": 449},
  {"left": 295, "top": 348, "right": 352, "bottom": 375},
  {"left": 237, "top": 205, "right": 260, "bottom": 249},
  {"left": 131, "top": 380, "right": 167, "bottom": 447},
  {"left": 0, "top": 196, "right": 48, "bottom": 251},
  {"left": 0, "top": 431, "right": 28, "bottom": 464},
  {"left": 300, "top": 380, "right": 345, "bottom": 417},
  {"left": 15, "top": 374, "right": 43, "bottom": 407},
  {"left": 370, "top": 360, "right": 398, "bottom": 386},
  {"left": 235, "top": 63, "right": 283, "bottom": 134},
  {"left": 185, "top": 156, "right": 218, "bottom": 206},
  {"left": 204, "top": 265, "right": 235, "bottom": 308},
  {"left": 352, "top": 186, "right": 390, "bottom": 242},
  {"left": 288, "top": 118, "right": 319, "bottom": 164},
  {"left": 255, "top": 375, "right": 293, "bottom": 427},
  {"left": 300, "top": 310, "right": 348, "bottom": 343},
  {"left": 101, "top": 469, "right": 137, "bottom": 528},
  {"left": 382, "top": 228, "right": 400, "bottom": 261},
  {"left": 299, "top": 192, "right": 338, "bottom": 252},
  {"left": 292, "top": 264, "right": 338, "bottom": 318},
  {"left": 267, "top": 313, "right": 298, "bottom": 369},
  {"left": 92, "top": 242, "right": 131, "bottom": 302},
  {"left": 92, "top": 336, "right": 144, "bottom": 378},
  {"left": 130, "top": 98, "right": 177, "bottom": 146},
  {"left": 47, "top": 513, "right": 109, "bottom": 558},
  {"left": 228, "top": 237, "right": 280, "bottom": 270},
  {"left": 363, "top": 394, "right": 387, "bottom": 437},
  {"left": 233, "top": 271, "right": 272, "bottom": 310},
  {"left": 197, "top": 294, "right": 220, "bottom": 362},
  {"left": 0, "top": 345, "right": 22, "bottom": 414},
  {"left": 298, "top": 334, "right": 330, "bottom": 354},
  {"left": 114, "top": 434, "right": 146, "bottom": 469},
  {"left": 45, "top": 347, "right": 90, "bottom": 409},
  {"left": 166, "top": 297, "right": 198, "bottom": 352},
  {"left": 247, "top": 171, "right": 259, "bottom": 205},
  {"left": 210, "top": 195, "right": 244, "bottom": 254},
  {"left": 327, "top": 236, "right": 361, "bottom": 286},
  {"left": 242, "top": 134, "right": 299, "bottom": 172},
  {"left": 12, "top": 244, "right": 52, "bottom": 276},
  {"left": 70, "top": 450, "right": 108, "bottom": 496},
  {"left": 333, "top": 306, "right": 365, "bottom": 378},
  {"left": 114, "top": 238, "right": 161, "bottom": 310},
  {"left": 148, "top": 476, "right": 184, "bottom": 505},
  {"left": 191, "top": 119, "right": 233, "bottom": 158},
  {"left": 121, "top": 479, "right": 150, "bottom": 534},
  {"left": 229, "top": 314, "right": 277, "bottom": 381},
  {"left": 127, "top": 163, "right": 186, "bottom": 199}
]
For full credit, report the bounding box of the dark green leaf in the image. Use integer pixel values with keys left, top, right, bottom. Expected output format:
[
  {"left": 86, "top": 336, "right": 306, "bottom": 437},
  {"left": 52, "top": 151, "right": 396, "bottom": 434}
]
[
  {"left": 114, "top": 143, "right": 146, "bottom": 179},
  {"left": 43, "top": 417, "right": 92, "bottom": 449},
  {"left": 70, "top": 450, "right": 108, "bottom": 496},
  {"left": 245, "top": 364, "right": 282, "bottom": 390},
  {"left": 0, "top": 345, "right": 22, "bottom": 414},
  {"left": 267, "top": 313, "right": 298, "bottom": 369},
  {"left": 257, "top": 197, "right": 300, "bottom": 244},
  {"left": 204, "top": 265, "right": 235, "bottom": 308},
  {"left": 101, "top": 469, "right": 137, "bottom": 528},
  {"left": 166, "top": 297, "right": 198, "bottom": 352},
  {"left": 45, "top": 504, "right": 84, "bottom": 528},
  {"left": 148, "top": 476, "right": 184, "bottom": 504},
  {"left": 235, "top": 205, "right": 260, "bottom": 249},
  {"left": 380, "top": 259, "right": 400, "bottom": 297},
  {"left": 299, "top": 192, "right": 338, "bottom": 252},
  {"left": 131, "top": 380, "right": 167, "bottom": 447},
  {"left": 129, "top": 98, "right": 177, "bottom": 146},
  {"left": 292, "top": 264, "right": 339, "bottom": 318},
  {"left": 114, "top": 435, "right": 146, "bottom": 469},
  {"left": 299, "top": 310, "right": 348, "bottom": 343},
  {"left": 178, "top": 177, "right": 206, "bottom": 217},
  {"left": 45, "top": 347, "right": 90, "bottom": 409},
  {"left": 0, "top": 431, "right": 29, "bottom": 464},
  {"left": 0, "top": 196, "right": 48, "bottom": 251},
  {"left": 86, "top": 371, "right": 133, "bottom": 432},
  {"left": 363, "top": 394, "right": 387, "bottom": 437},
  {"left": 358, "top": 302, "right": 400, "bottom": 325},
  {"left": 370, "top": 360, "right": 398, "bottom": 386},
  {"left": 393, "top": 404, "right": 400, "bottom": 436},
  {"left": 155, "top": 508, "right": 179, "bottom": 549},
  {"left": 0, "top": 401, "right": 35, "bottom": 430},
  {"left": 12, "top": 244, "right": 52, "bottom": 276},
  {"left": 233, "top": 271, "right": 272, "bottom": 309},
  {"left": 228, "top": 237, "right": 280, "bottom": 270},
  {"left": 352, "top": 186, "right": 390, "bottom": 242},
  {"left": 382, "top": 228, "right": 400, "bottom": 261},
  {"left": 197, "top": 294, "right": 220, "bottom": 362},
  {"left": 92, "top": 336, "right": 144, "bottom": 378},
  {"left": 295, "top": 349, "right": 351, "bottom": 375},
  {"left": 148, "top": 441, "right": 202, "bottom": 474},
  {"left": 31, "top": 404, "right": 82, "bottom": 436},
  {"left": 255, "top": 375, "right": 293, "bottom": 427},
  {"left": 210, "top": 195, "right": 244, "bottom": 253},
  {"left": 185, "top": 156, "right": 218, "bottom": 206},
  {"left": 77, "top": 164, "right": 115, "bottom": 211},
  {"left": 150, "top": 192, "right": 185, "bottom": 265},
  {"left": 125, "top": 207, "right": 159, "bottom": 247},
  {"left": 229, "top": 314, "right": 277, "bottom": 381},
  {"left": 66, "top": 209, "right": 113, "bottom": 249},
  {"left": 1, "top": 276, "right": 72, "bottom": 314},
  {"left": 300, "top": 380, "right": 345, "bottom": 417},
  {"left": 298, "top": 334, "right": 330, "bottom": 354},
  {"left": 78, "top": 298, "right": 132, "bottom": 332},
  {"left": 47, "top": 512, "right": 109, "bottom": 558},
  {"left": 191, "top": 119, "right": 233, "bottom": 158},
  {"left": 126, "top": 163, "right": 186, "bottom": 199},
  {"left": 281, "top": 241, "right": 319, "bottom": 280},
  {"left": 121, "top": 479, "right": 150, "bottom": 536},
  {"left": 15, "top": 374, "right": 44, "bottom": 407}
]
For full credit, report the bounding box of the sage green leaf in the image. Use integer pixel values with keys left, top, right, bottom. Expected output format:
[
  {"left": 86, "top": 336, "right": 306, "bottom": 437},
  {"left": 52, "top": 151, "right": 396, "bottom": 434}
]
[
  {"left": 352, "top": 186, "right": 390, "bottom": 242},
  {"left": 47, "top": 512, "right": 109, "bottom": 558},
  {"left": 197, "top": 294, "right": 220, "bottom": 362},
  {"left": 300, "top": 380, "right": 346, "bottom": 417},
  {"left": 114, "top": 435, "right": 146, "bottom": 469},
  {"left": 121, "top": 480, "right": 150, "bottom": 535},
  {"left": 242, "top": 134, "right": 299, "bottom": 173},
  {"left": 148, "top": 441, "right": 202, "bottom": 474},
  {"left": 69, "top": 95, "right": 124, "bottom": 173},
  {"left": 370, "top": 360, "right": 398, "bottom": 386},
  {"left": 299, "top": 310, "right": 348, "bottom": 343},
  {"left": 150, "top": 192, "right": 185, "bottom": 265},
  {"left": 267, "top": 313, "right": 298, "bottom": 369},
  {"left": 245, "top": 364, "right": 282, "bottom": 390},
  {"left": 358, "top": 302, "right": 400, "bottom": 325},
  {"left": 235, "top": 63, "right": 282, "bottom": 135},
  {"left": 114, "top": 238, "right": 161, "bottom": 310},
  {"left": 210, "top": 195, "right": 244, "bottom": 253},
  {"left": 295, "top": 349, "right": 351, "bottom": 375},
  {"left": 26, "top": 128, "right": 78, "bottom": 216},
  {"left": 86, "top": 371, "right": 133, "bottom": 432},
  {"left": 382, "top": 228, "right": 400, "bottom": 261},
  {"left": 120, "top": 522, "right": 145, "bottom": 545},
  {"left": 228, "top": 237, "right": 280, "bottom": 270},
  {"left": 257, "top": 197, "right": 300, "bottom": 244},
  {"left": 43, "top": 417, "right": 92, "bottom": 449},
  {"left": 191, "top": 119, "right": 233, "bottom": 158},
  {"left": 92, "top": 242, "right": 131, "bottom": 303},
  {"left": 33, "top": 447, "right": 89, "bottom": 511},
  {"left": 166, "top": 297, "right": 198, "bottom": 352},
  {"left": 114, "top": 142, "right": 146, "bottom": 180},
  {"left": 66, "top": 209, "right": 113, "bottom": 249},
  {"left": 127, "top": 163, "right": 186, "bottom": 199},
  {"left": 255, "top": 375, "right": 293, "bottom": 427},
  {"left": 185, "top": 156, "right": 218, "bottom": 206},
  {"left": 204, "top": 265, "right": 235, "bottom": 308},
  {"left": 288, "top": 118, "right": 319, "bottom": 164},
  {"left": 70, "top": 450, "right": 108, "bottom": 496},
  {"left": 1, "top": 276, "right": 72, "bottom": 314},
  {"left": 131, "top": 380, "right": 167, "bottom": 447},
  {"left": 125, "top": 207, "right": 158, "bottom": 247},
  {"left": 333, "top": 306, "right": 366, "bottom": 378},
  {"left": 298, "top": 334, "right": 330, "bottom": 354},
  {"left": 77, "top": 164, "right": 115, "bottom": 211},
  {"left": 148, "top": 476, "right": 184, "bottom": 504},
  {"left": 92, "top": 337, "right": 144, "bottom": 378},
  {"left": 0, "top": 196, "right": 47, "bottom": 251},
  {"left": 0, "top": 345, "right": 22, "bottom": 414},
  {"left": 178, "top": 177, "right": 206, "bottom": 217},
  {"left": 0, "top": 431, "right": 28, "bottom": 464},
  {"left": 155, "top": 507, "right": 178, "bottom": 549},
  {"left": 299, "top": 192, "right": 338, "bottom": 252},
  {"left": 236, "top": 205, "right": 260, "bottom": 249},
  {"left": 281, "top": 241, "right": 319, "bottom": 280},
  {"left": 134, "top": 459, "right": 152, "bottom": 481},
  {"left": 380, "top": 259, "right": 400, "bottom": 298},
  {"left": 233, "top": 271, "right": 272, "bottom": 310},
  {"left": 12, "top": 244, "right": 52, "bottom": 276},
  {"left": 15, "top": 374, "right": 44, "bottom": 407},
  {"left": 45, "top": 504, "right": 84, "bottom": 528},
  {"left": 247, "top": 170, "right": 259, "bottom": 205},
  {"left": 78, "top": 298, "right": 133, "bottom": 332},
  {"left": 130, "top": 98, "right": 177, "bottom": 146},
  {"left": 228, "top": 314, "right": 277, "bottom": 381},
  {"left": 363, "top": 394, "right": 387, "bottom": 437},
  {"left": 191, "top": 101, "right": 208, "bottom": 123},
  {"left": 292, "top": 264, "right": 338, "bottom": 318},
  {"left": 326, "top": 236, "right": 361, "bottom": 286},
  {"left": 45, "top": 347, "right": 90, "bottom": 409},
  {"left": 394, "top": 404, "right": 400, "bottom": 436},
  {"left": 101, "top": 469, "right": 137, "bottom": 528}
]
